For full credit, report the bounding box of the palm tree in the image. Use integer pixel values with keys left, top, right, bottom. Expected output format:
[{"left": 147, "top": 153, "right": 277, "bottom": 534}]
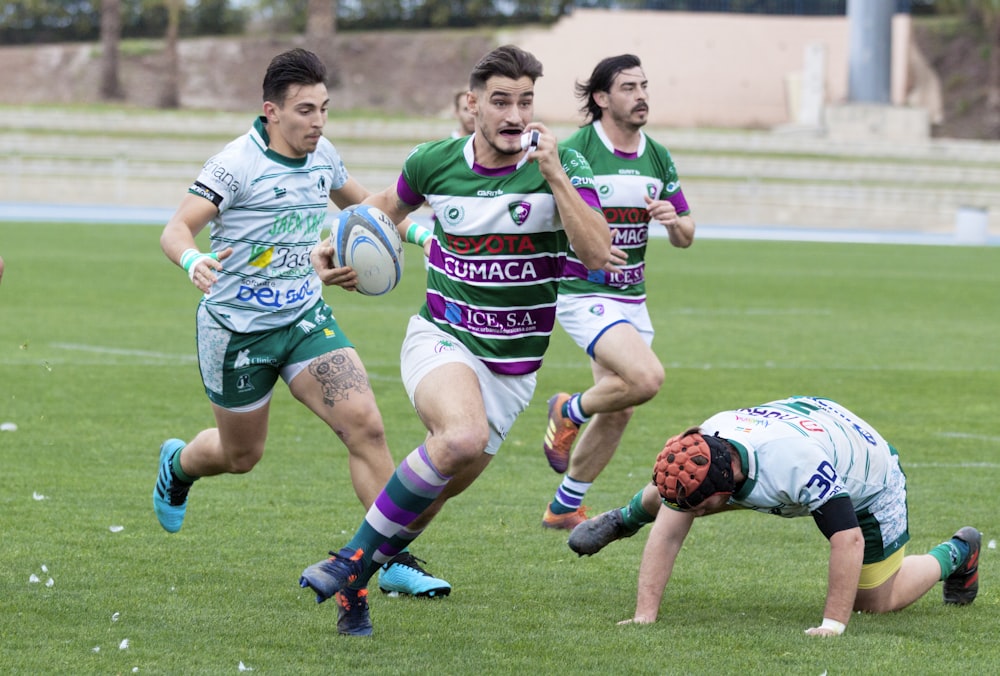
[
  {"left": 306, "top": 0, "right": 340, "bottom": 87},
  {"left": 99, "top": 0, "right": 123, "bottom": 100}
]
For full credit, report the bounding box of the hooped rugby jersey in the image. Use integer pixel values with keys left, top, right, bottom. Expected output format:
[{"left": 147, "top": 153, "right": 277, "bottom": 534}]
[
  {"left": 397, "top": 135, "right": 599, "bottom": 375},
  {"left": 559, "top": 120, "right": 689, "bottom": 302},
  {"left": 188, "top": 116, "right": 348, "bottom": 333}
]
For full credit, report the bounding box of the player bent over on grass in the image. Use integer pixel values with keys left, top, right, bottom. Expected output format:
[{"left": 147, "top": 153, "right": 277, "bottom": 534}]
[
  {"left": 154, "top": 48, "right": 447, "bottom": 600},
  {"left": 298, "top": 44, "right": 623, "bottom": 636},
  {"left": 540, "top": 54, "right": 695, "bottom": 531},
  {"left": 567, "top": 395, "right": 981, "bottom": 636}
]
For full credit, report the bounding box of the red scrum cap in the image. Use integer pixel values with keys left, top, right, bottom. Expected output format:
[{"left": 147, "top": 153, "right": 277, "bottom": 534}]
[{"left": 653, "top": 431, "right": 735, "bottom": 510}]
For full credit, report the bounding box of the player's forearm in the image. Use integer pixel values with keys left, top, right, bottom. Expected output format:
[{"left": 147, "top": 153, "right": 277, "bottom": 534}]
[
  {"left": 632, "top": 507, "right": 691, "bottom": 621},
  {"left": 666, "top": 214, "right": 695, "bottom": 248},
  {"left": 822, "top": 528, "right": 864, "bottom": 625},
  {"left": 556, "top": 194, "right": 612, "bottom": 270}
]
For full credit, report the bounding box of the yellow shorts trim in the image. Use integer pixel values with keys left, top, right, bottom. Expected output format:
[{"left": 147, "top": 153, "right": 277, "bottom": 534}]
[{"left": 858, "top": 546, "right": 905, "bottom": 589}]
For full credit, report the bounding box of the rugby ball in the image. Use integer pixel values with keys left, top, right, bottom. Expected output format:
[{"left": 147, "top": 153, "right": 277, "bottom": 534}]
[{"left": 330, "top": 204, "right": 404, "bottom": 296}]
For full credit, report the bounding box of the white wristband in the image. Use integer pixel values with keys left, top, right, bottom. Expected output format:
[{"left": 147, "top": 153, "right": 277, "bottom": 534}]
[{"left": 820, "top": 618, "right": 846, "bottom": 635}]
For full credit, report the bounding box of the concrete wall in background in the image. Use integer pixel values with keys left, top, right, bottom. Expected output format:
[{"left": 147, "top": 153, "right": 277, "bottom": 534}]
[{"left": 510, "top": 9, "right": 914, "bottom": 128}]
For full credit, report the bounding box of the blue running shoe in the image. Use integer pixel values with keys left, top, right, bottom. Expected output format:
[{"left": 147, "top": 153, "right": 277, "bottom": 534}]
[
  {"left": 300, "top": 547, "right": 365, "bottom": 603},
  {"left": 336, "top": 587, "right": 373, "bottom": 636},
  {"left": 153, "top": 439, "right": 191, "bottom": 533},
  {"left": 377, "top": 552, "right": 451, "bottom": 598}
]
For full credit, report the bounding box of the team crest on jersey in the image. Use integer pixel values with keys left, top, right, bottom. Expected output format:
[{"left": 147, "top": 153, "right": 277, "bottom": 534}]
[
  {"left": 508, "top": 201, "right": 532, "bottom": 226},
  {"left": 443, "top": 205, "right": 465, "bottom": 226},
  {"left": 434, "top": 339, "right": 457, "bottom": 353},
  {"left": 317, "top": 176, "right": 327, "bottom": 196},
  {"left": 646, "top": 183, "right": 658, "bottom": 199},
  {"left": 249, "top": 245, "right": 273, "bottom": 268},
  {"left": 598, "top": 183, "right": 613, "bottom": 199}
]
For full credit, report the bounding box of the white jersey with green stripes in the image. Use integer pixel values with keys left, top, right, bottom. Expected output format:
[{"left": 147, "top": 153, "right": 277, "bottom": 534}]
[
  {"left": 189, "top": 117, "right": 349, "bottom": 333},
  {"left": 559, "top": 120, "right": 687, "bottom": 302},
  {"left": 702, "top": 396, "right": 900, "bottom": 517},
  {"left": 401, "top": 135, "right": 597, "bottom": 375}
]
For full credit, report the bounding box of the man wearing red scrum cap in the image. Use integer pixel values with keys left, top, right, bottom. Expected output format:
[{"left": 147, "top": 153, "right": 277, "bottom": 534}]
[{"left": 568, "top": 395, "right": 981, "bottom": 637}]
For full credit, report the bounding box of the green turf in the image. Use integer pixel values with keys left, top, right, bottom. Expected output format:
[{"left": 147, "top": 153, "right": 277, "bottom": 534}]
[{"left": 1, "top": 222, "right": 997, "bottom": 674}]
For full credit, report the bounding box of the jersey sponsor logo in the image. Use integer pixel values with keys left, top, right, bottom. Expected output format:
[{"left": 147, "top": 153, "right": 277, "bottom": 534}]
[
  {"left": 588, "top": 303, "right": 605, "bottom": 316},
  {"left": 561, "top": 148, "right": 592, "bottom": 173},
  {"left": 203, "top": 159, "right": 240, "bottom": 192},
  {"left": 445, "top": 302, "right": 540, "bottom": 334},
  {"left": 233, "top": 349, "right": 278, "bottom": 369},
  {"left": 508, "top": 201, "right": 532, "bottom": 226},
  {"left": 273, "top": 187, "right": 287, "bottom": 199},
  {"left": 236, "top": 373, "right": 255, "bottom": 393},
  {"left": 606, "top": 266, "right": 645, "bottom": 287},
  {"left": 477, "top": 189, "right": 504, "bottom": 198},
  {"left": 442, "top": 205, "right": 465, "bottom": 226},
  {"left": 613, "top": 226, "right": 648, "bottom": 246},
  {"left": 189, "top": 181, "right": 224, "bottom": 207},
  {"left": 249, "top": 245, "right": 274, "bottom": 269},
  {"left": 603, "top": 206, "right": 650, "bottom": 225},
  {"left": 570, "top": 175, "right": 596, "bottom": 189},
  {"left": 444, "top": 233, "right": 538, "bottom": 255},
  {"left": 268, "top": 210, "right": 325, "bottom": 237},
  {"left": 444, "top": 257, "right": 540, "bottom": 283},
  {"left": 665, "top": 180, "right": 680, "bottom": 193},
  {"left": 618, "top": 169, "right": 641, "bottom": 176},
  {"left": 235, "top": 278, "right": 315, "bottom": 309}
]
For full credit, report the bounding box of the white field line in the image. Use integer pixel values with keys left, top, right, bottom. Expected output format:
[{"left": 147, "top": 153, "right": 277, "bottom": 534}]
[{"left": 44, "top": 342, "right": 402, "bottom": 381}]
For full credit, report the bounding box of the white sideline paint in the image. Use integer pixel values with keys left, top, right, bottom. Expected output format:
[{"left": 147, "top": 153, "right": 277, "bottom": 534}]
[{"left": 51, "top": 342, "right": 194, "bottom": 361}]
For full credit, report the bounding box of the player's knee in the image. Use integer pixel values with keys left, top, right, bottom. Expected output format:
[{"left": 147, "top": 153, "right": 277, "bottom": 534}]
[
  {"left": 434, "top": 421, "right": 490, "bottom": 465},
  {"left": 222, "top": 445, "right": 264, "bottom": 474},
  {"left": 627, "top": 362, "right": 664, "bottom": 404}
]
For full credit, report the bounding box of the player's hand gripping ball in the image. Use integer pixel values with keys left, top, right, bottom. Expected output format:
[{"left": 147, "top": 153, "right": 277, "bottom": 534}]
[{"left": 331, "top": 204, "right": 404, "bottom": 296}]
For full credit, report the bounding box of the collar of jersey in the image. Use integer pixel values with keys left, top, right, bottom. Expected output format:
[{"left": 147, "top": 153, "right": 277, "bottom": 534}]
[
  {"left": 252, "top": 116, "right": 309, "bottom": 168},
  {"left": 728, "top": 438, "right": 758, "bottom": 500}
]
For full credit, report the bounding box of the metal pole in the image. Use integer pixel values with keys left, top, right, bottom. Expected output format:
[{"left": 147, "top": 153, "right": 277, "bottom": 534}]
[{"left": 847, "top": 0, "right": 894, "bottom": 103}]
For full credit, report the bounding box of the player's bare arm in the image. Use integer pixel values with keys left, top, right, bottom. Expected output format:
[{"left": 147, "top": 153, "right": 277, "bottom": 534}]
[
  {"left": 622, "top": 504, "right": 695, "bottom": 625},
  {"left": 161, "top": 193, "right": 233, "bottom": 294},
  {"left": 804, "top": 526, "right": 864, "bottom": 637},
  {"left": 528, "top": 126, "right": 617, "bottom": 272}
]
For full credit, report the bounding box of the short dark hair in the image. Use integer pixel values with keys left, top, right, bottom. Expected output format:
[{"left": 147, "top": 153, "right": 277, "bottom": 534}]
[
  {"left": 469, "top": 45, "right": 543, "bottom": 92},
  {"left": 575, "top": 54, "right": 642, "bottom": 123},
  {"left": 262, "top": 48, "right": 327, "bottom": 106}
]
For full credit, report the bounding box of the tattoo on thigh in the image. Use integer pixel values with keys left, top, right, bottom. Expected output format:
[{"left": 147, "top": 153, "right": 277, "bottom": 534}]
[{"left": 308, "top": 352, "right": 370, "bottom": 406}]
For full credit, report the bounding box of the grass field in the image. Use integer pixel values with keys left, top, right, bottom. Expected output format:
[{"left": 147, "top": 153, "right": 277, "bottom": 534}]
[{"left": 1, "top": 221, "right": 998, "bottom": 674}]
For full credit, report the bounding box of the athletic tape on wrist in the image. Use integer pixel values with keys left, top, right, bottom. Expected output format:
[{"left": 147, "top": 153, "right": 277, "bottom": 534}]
[
  {"left": 179, "top": 248, "right": 219, "bottom": 282},
  {"left": 405, "top": 223, "right": 432, "bottom": 247},
  {"left": 820, "top": 618, "right": 846, "bottom": 635}
]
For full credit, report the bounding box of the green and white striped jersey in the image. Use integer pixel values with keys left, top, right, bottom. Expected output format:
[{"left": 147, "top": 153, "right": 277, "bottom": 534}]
[
  {"left": 704, "top": 396, "right": 899, "bottom": 517},
  {"left": 190, "top": 117, "right": 349, "bottom": 333}
]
